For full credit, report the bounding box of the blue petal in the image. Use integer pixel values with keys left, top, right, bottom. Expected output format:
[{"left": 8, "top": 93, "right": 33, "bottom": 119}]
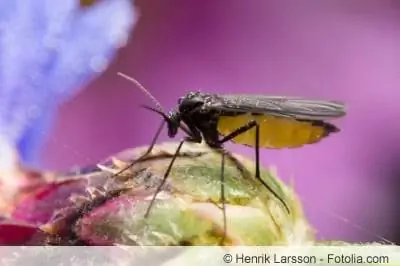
[
  {"left": 17, "top": 106, "right": 56, "bottom": 166},
  {"left": 0, "top": 0, "right": 137, "bottom": 167}
]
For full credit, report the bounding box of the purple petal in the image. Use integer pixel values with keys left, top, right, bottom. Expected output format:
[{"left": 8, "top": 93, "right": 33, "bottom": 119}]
[
  {"left": 0, "top": 223, "right": 46, "bottom": 245},
  {"left": 12, "top": 179, "right": 88, "bottom": 225}
]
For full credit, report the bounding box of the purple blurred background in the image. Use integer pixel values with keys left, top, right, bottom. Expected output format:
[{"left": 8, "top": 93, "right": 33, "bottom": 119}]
[{"left": 41, "top": 0, "right": 400, "bottom": 243}]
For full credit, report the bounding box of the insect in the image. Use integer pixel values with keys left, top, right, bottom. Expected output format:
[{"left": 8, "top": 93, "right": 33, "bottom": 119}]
[{"left": 114, "top": 72, "right": 346, "bottom": 244}]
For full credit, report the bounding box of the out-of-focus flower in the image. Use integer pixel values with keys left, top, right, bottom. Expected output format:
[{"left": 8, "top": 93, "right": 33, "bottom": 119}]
[
  {"left": 4, "top": 142, "right": 314, "bottom": 246},
  {"left": 0, "top": 0, "right": 137, "bottom": 170},
  {"left": 0, "top": 141, "right": 390, "bottom": 251}
]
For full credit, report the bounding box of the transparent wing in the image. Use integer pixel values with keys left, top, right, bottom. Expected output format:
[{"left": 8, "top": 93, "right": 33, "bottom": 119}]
[{"left": 209, "top": 94, "right": 346, "bottom": 120}]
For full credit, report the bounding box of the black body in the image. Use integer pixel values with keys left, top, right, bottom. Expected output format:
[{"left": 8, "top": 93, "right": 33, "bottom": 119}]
[
  {"left": 115, "top": 73, "right": 346, "bottom": 245},
  {"left": 164, "top": 91, "right": 345, "bottom": 147}
]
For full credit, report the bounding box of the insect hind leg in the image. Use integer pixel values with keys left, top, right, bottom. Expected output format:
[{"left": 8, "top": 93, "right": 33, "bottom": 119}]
[{"left": 218, "top": 120, "right": 290, "bottom": 214}]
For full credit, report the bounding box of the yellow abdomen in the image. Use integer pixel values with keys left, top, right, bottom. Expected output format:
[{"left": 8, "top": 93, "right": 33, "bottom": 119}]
[{"left": 217, "top": 114, "right": 331, "bottom": 149}]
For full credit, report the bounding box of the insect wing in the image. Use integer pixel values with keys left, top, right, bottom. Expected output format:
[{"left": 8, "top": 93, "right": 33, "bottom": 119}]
[{"left": 208, "top": 94, "right": 346, "bottom": 121}]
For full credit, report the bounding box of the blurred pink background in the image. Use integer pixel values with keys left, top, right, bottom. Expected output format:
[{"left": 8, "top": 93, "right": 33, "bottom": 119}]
[{"left": 42, "top": 0, "right": 400, "bottom": 243}]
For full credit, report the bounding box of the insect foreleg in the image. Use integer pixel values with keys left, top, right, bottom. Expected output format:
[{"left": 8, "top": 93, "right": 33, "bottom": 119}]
[
  {"left": 144, "top": 138, "right": 186, "bottom": 218},
  {"left": 110, "top": 119, "right": 166, "bottom": 179}
]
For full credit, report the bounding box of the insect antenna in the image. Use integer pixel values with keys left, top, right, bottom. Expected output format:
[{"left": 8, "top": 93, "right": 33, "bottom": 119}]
[
  {"left": 110, "top": 73, "right": 168, "bottom": 179},
  {"left": 117, "top": 72, "right": 192, "bottom": 136},
  {"left": 117, "top": 72, "right": 165, "bottom": 113},
  {"left": 115, "top": 73, "right": 195, "bottom": 232}
]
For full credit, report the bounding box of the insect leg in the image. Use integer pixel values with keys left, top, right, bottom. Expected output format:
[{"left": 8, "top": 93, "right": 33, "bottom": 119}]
[
  {"left": 219, "top": 148, "right": 227, "bottom": 245},
  {"left": 254, "top": 121, "right": 290, "bottom": 213},
  {"left": 218, "top": 121, "right": 290, "bottom": 214},
  {"left": 144, "top": 139, "right": 186, "bottom": 218},
  {"left": 218, "top": 120, "right": 257, "bottom": 144},
  {"left": 110, "top": 119, "right": 166, "bottom": 179}
]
